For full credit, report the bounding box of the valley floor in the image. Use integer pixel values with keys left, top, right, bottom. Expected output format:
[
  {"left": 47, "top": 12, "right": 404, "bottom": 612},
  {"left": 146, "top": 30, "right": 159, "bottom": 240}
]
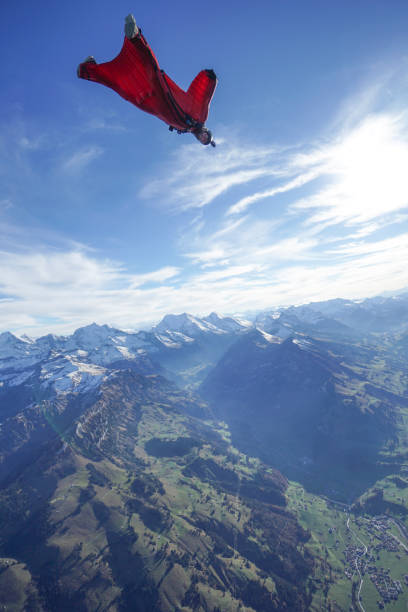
[{"left": 287, "top": 482, "right": 408, "bottom": 612}]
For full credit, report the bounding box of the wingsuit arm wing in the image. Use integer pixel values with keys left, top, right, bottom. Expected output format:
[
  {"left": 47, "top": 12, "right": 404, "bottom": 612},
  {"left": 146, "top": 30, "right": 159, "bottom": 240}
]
[{"left": 78, "top": 36, "right": 160, "bottom": 106}]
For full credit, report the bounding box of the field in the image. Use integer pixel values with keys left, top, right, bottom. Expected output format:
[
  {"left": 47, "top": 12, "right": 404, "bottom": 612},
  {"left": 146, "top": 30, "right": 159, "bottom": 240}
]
[{"left": 287, "top": 482, "right": 408, "bottom": 611}]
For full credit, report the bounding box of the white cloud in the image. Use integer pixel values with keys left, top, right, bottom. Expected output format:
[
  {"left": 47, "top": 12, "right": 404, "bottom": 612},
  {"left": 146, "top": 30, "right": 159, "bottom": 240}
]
[
  {"left": 129, "top": 266, "right": 180, "bottom": 287},
  {"left": 218, "top": 112, "right": 408, "bottom": 227},
  {"left": 327, "top": 233, "right": 408, "bottom": 258},
  {"left": 18, "top": 135, "right": 43, "bottom": 151},
  {"left": 1, "top": 227, "right": 407, "bottom": 337},
  {"left": 141, "top": 106, "right": 408, "bottom": 237},
  {"left": 193, "top": 264, "right": 259, "bottom": 283},
  {"left": 211, "top": 216, "right": 248, "bottom": 238},
  {"left": 227, "top": 169, "right": 320, "bottom": 216},
  {"left": 62, "top": 146, "right": 104, "bottom": 173},
  {"left": 0, "top": 249, "right": 163, "bottom": 335},
  {"left": 0, "top": 250, "right": 121, "bottom": 296},
  {"left": 185, "top": 247, "right": 228, "bottom": 266},
  {"left": 291, "top": 113, "right": 408, "bottom": 226},
  {"left": 140, "top": 137, "right": 287, "bottom": 211}
]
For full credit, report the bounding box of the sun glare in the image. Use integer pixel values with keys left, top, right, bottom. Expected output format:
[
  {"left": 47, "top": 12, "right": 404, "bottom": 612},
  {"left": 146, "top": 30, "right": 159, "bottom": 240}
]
[{"left": 323, "top": 114, "right": 408, "bottom": 222}]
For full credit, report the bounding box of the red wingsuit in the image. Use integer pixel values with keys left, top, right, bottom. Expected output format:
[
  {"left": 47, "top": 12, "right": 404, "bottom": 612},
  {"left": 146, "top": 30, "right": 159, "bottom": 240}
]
[{"left": 78, "top": 32, "right": 217, "bottom": 133}]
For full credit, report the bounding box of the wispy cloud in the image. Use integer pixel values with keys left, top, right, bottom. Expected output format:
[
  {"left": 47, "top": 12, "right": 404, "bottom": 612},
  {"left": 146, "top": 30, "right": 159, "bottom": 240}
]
[
  {"left": 18, "top": 135, "right": 44, "bottom": 151},
  {"left": 140, "top": 137, "right": 288, "bottom": 211},
  {"left": 141, "top": 103, "right": 408, "bottom": 240},
  {"left": 129, "top": 266, "right": 180, "bottom": 288},
  {"left": 290, "top": 112, "right": 408, "bottom": 226},
  {"left": 326, "top": 233, "right": 408, "bottom": 258},
  {"left": 0, "top": 249, "right": 181, "bottom": 335},
  {"left": 226, "top": 169, "right": 320, "bottom": 216},
  {"left": 156, "top": 78, "right": 408, "bottom": 318},
  {"left": 1, "top": 225, "right": 407, "bottom": 337},
  {"left": 62, "top": 146, "right": 104, "bottom": 173}
]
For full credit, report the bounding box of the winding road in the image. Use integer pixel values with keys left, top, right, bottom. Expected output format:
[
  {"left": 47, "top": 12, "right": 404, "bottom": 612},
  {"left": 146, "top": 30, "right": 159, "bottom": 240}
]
[
  {"left": 347, "top": 515, "right": 367, "bottom": 612},
  {"left": 387, "top": 517, "right": 408, "bottom": 552}
]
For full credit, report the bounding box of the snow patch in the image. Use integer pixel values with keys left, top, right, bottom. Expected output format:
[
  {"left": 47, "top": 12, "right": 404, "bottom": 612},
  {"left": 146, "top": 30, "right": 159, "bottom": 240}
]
[
  {"left": 293, "top": 338, "right": 313, "bottom": 350},
  {"left": 258, "top": 330, "right": 281, "bottom": 344}
]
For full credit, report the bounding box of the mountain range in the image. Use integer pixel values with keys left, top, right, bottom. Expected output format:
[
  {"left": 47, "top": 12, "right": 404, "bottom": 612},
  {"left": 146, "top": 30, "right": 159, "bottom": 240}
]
[{"left": 1, "top": 292, "right": 408, "bottom": 610}]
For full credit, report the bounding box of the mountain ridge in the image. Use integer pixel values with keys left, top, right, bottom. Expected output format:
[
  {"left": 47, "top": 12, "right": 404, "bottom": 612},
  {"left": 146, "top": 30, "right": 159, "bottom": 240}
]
[
  {"left": 2, "top": 292, "right": 408, "bottom": 393},
  {"left": 0, "top": 368, "right": 314, "bottom": 611}
]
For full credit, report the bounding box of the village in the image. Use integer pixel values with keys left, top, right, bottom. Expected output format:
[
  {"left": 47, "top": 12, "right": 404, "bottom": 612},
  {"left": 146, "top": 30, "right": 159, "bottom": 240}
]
[
  {"left": 340, "top": 515, "right": 407, "bottom": 608},
  {"left": 287, "top": 486, "right": 408, "bottom": 610}
]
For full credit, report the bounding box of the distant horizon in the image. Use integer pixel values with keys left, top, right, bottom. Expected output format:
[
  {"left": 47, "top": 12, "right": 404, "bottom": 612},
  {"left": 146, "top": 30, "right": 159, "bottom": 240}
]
[{"left": 2, "top": 285, "right": 407, "bottom": 340}]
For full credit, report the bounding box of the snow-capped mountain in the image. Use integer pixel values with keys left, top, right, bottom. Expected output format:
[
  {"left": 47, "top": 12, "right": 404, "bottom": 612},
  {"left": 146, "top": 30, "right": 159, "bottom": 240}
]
[
  {"left": 203, "top": 312, "right": 252, "bottom": 333},
  {"left": 254, "top": 311, "right": 294, "bottom": 338},
  {"left": 152, "top": 312, "right": 250, "bottom": 336},
  {"left": 255, "top": 293, "right": 408, "bottom": 336},
  {"left": 0, "top": 332, "right": 47, "bottom": 387},
  {"left": 153, "top": 313, "right": 218, "bottom": 335},
  {"left": 0, "top": 313, "right": 251, "bottom": 393},
  {"left": 308, "top": 294, "right": 408, "bottom": 332},
  {"left": 0, "top": 323, "right": 155, "bottom": 393},
  {"left": 1, "top": 293, "right": 407, "bottom": 394}
]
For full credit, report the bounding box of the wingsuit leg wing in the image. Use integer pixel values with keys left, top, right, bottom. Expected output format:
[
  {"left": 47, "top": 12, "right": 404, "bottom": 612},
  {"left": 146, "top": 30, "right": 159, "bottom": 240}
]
[
  {"left": 161, "top": 69, "right": 217, "bottom": 126},
  {"left": 186, "top": 69, "right": 217, "bottom": 124}
]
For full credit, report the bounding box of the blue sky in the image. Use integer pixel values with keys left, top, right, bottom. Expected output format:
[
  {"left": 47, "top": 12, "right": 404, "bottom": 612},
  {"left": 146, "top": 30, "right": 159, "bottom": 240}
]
[{"left": 1, "top": 0, "right": 408, "bottom": 336}]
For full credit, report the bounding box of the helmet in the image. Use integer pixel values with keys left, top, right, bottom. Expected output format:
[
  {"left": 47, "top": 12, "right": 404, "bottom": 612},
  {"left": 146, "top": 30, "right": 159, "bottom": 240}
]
[{"left": 194, "top": 127, "right": 214, "bottom": 146}]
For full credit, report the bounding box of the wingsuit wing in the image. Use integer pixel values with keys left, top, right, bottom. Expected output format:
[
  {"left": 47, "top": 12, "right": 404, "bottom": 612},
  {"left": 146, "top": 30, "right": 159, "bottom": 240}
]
[
  {"left": 162, "top": 69, "right": 217, "bottom": 124},
  {"left": 78, "top": 34, "right": 217, "bottom": 130},
  {"left": 78, "top": 36, "right": 170, "bottom": 118}
]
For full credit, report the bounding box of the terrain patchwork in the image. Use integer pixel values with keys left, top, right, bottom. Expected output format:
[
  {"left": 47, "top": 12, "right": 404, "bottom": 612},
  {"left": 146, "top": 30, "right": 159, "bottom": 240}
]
[{"left": 1, "top": 294, "right": 408, "bottom": 610}]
